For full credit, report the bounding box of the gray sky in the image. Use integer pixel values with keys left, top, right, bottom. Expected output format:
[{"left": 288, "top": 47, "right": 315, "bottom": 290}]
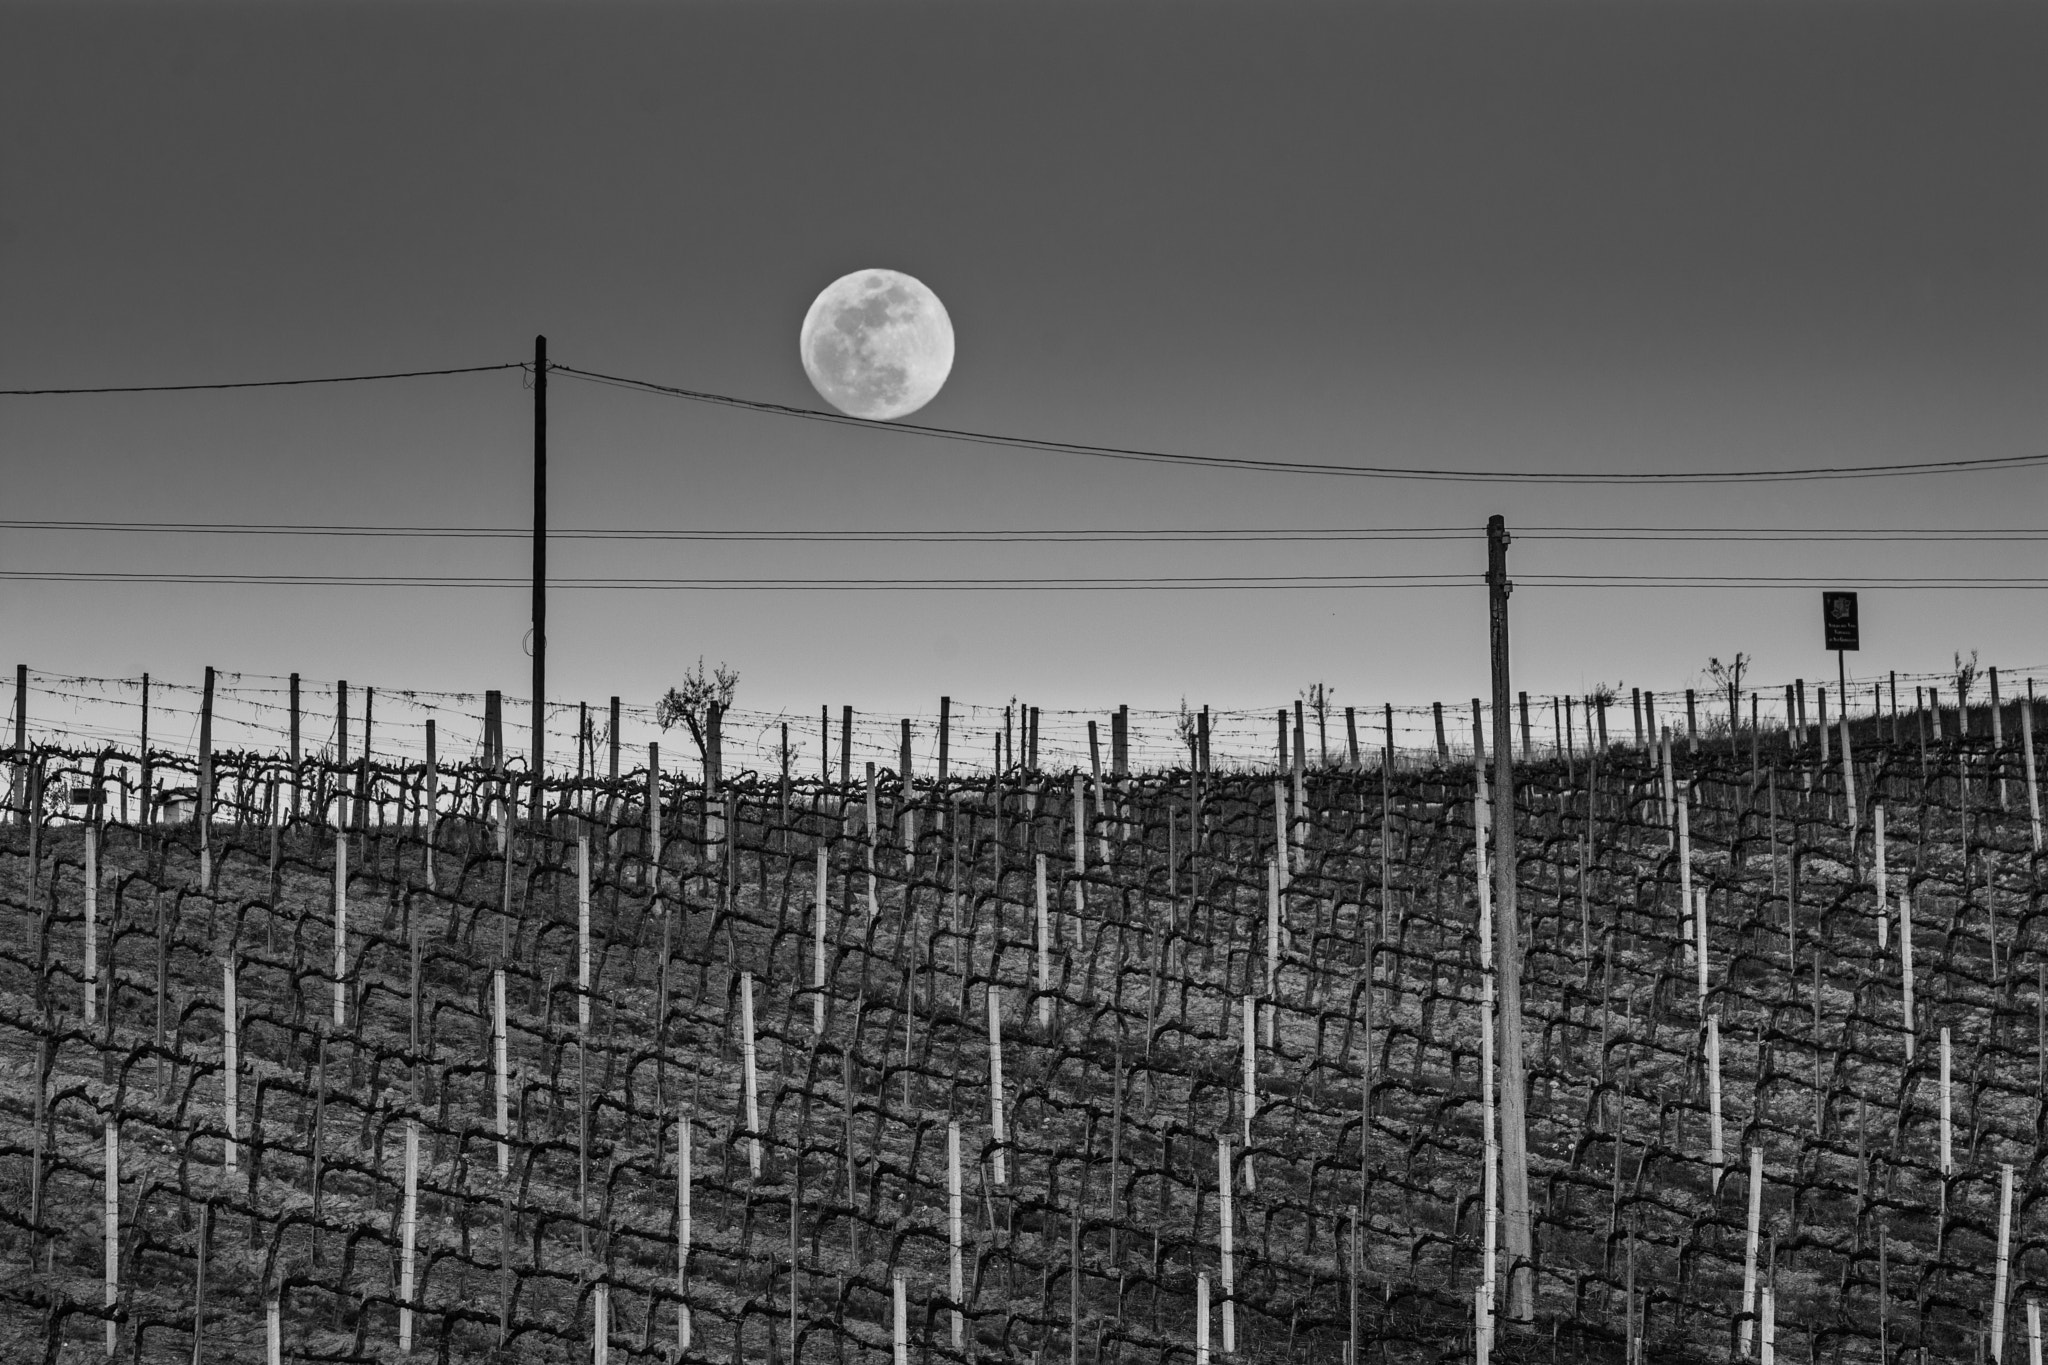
[{"left": 3, "top": 0, "right": 2044, "bottom": 747}]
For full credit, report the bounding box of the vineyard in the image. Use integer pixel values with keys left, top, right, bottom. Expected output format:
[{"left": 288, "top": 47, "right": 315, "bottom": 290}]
[{"left": 2, "top": 688, "right": 2045, "bottom": 1364}]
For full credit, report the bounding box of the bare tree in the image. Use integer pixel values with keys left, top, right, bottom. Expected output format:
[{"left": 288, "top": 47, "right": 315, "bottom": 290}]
[
  {"left": 1707, "top": 653, "right": 1750, "bottom": 734},
  {"left": 1302, "top": 682, "right": 1333, "bottom": 765},
  {"left": 1955, "top": 650, "right": 1981, "bottom": 737},
  {"left": 656, "top": 657, "right": 738, "bottom": 784},
  {"left": 1174, "top": 698, "right": 1199, "bottom": 769}
]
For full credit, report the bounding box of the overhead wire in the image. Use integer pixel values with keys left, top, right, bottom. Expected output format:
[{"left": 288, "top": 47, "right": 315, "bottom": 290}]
[{"left": 551, "top": 362, "right": 2048, "bottom": 485}]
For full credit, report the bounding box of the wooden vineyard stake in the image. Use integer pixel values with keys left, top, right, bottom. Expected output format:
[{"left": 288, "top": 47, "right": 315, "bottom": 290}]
[
  {"left": 1994, "top": 1163, "right": 2014, "bottom": 1360},
  {"left": 948, "top": 1120, "right": 965, "bottom": 1349},
  {"left": 866, "top": 762, "right": 880, "bottom": 920},
  {"left": 1036, "top": 854, "right": 1052, "bottom": 1027},
  {"left": 892, "top": 1270, "right": 909, "bottom": 1365},
  {"left": 1240, "top": 995, "right": 1257, "bottom": 1193},
  {"left": 594, "top": 1281, "right": 610, "bottom": 1365},
  {"left": 1217, "top": 1136, "right": 1235, "bottom": 1352},
  {"left": 646, "top": 743, "right": 662, "bottom": 889},
  {"left": 989, "top": 986, "right": 1007, "bottom": 1184},
  {"left": 1939, "top": 1026, "right": 1953, "bottom": 1177},
  {"left": 1196, "top": 1272, "right": 1211, "bottom": 1365},
  {"left": 199, "top": 665, "right": 215, "bottom": 886},
  {"left": 333, "top": 832, "right": 348, "bottom": 1027},
  {"left": 104, "top": 1117, "right": 117, "bottom": 1359},
  {"left": 1759, "top": 1283, "right": 1776, "bottom": 1363},
  {"left": 1875, "top": 805, "right": 1889, "bottom": 950},
  {"left": 85, "top": 822, "right": 98, "bottom": 1022},
  {"left": 2028, "top": 1299, "right": 2042, "bottom": 1365},
  {"left": 1902, "top": 890, "right": 1917, "bottom": 1059},
  {"left": 677, "top": 1113, "right": 693, "bottom": 1353},
  {"left": 1476, "top": 780, "right": 1498, "bottom": 1333},
  {"left": 399, "top": 1117, "right": 419, "bottom": 1352},
  {"left": 266, "top": 1295, "right": 280, "bottom": 1365},
  {"left": 2025, "top": 702, "right": 2042, "bottom": 853},
  {"left": 1264, "top": 859, "right": 1280, "bottom": 1047},
  {"left": 579, "top": 834, "right": 592, "bottom": 1030},
  {"left": 1695, "top": 886, "right": 1710, "bottom": 1014},
  {"left": 1841, "top": 709, "right": 1858, "bottom": 838},
  {"left": 494, "top": 969, "right": 510, "bottom": 1175},
  {"left": 223, "top": 961, "right": 238, "bottom": 1172},
  {"left": 1271, "top": 781, "right": 1288, "bottom": 891},
  {"left": 1705, "top": 1014, "right": 1724, "bottom": 1181},
  {"left": 741, "top": 971, "right": 762, "bottom": 1178},
  {"left": 814, "top": 847, "right": 828, "bottom": 1035},
  {"left": 1739, "top": 1145, "right": 1762, "bottom": 1355}
]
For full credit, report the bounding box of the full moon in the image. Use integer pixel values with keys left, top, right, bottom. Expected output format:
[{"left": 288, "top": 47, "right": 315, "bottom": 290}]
[{"left": 799, "top": 269, "right": 955, "bottom": 421}]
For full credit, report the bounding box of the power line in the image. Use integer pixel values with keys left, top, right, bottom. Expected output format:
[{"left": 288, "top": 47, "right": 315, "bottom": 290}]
[
  {"left": 0, "top": 519, "right": 1477, "bottom": 543},
  {"left": 5, "top": 569, "right": 2047, "bottom": 590},
  {"left": 5, "top": 518, "right": 2045, "bottom": 543},
  {"left": 0, "top": 570, "right": 1469, "bottom": 590},
  {"left": 0, "top": 362, "right": 526, "bottom": 396},
  {"left": 553, "top": 363, "right": 2048, "bottom": 485}
]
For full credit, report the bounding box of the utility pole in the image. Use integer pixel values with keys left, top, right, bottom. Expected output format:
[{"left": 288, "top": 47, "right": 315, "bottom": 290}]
[
  {"left": 1487, "top": 514, "right": 1533, "bottom": 1322},
  {"left": 532, "top": 335, "right": 547, "bottom": 819}
]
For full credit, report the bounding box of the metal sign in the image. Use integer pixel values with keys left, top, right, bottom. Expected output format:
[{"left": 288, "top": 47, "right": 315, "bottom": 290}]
[
  {"left": 68, "top": 787, "right": 105, "bottom": 806},
  {"left": 1822, "top": 591, "right": 1860, "bottom": 651}
]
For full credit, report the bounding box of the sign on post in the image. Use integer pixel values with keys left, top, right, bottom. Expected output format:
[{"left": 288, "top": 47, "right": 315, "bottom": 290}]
[{"left": 1822, "top": 592, "right": 1860, "bottom": 651}]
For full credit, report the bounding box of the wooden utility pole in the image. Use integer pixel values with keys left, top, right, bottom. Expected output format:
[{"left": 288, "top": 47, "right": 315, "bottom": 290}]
[
  {"left": 532, "top": 334, "right": 548, "bottom": 817},
  {"left": 1487, "top": 514, "right": 1534, "bottom": 1322}
]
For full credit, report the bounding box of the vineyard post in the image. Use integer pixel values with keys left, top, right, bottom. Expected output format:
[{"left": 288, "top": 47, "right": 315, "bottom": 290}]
[
  {"left": 1739, "top": 1145, "right": 1762, "bottom": 1354},
  {"left": 892, "top": 1271, "right": 908, "bottom": 1365},
  {"left": 531, "top": 334, "right": 547, "bottom": 820},
  {"left": 1988, "top": 667, "right": 2006, "bottom": 796},
  {"left": 1875, "top": 805, "right": 1889, "bottom": 950},
  {"left": 1518, "top": 690, "right": 1530, "bottom": 760},
  {"left": 200, "top": 665, "right": 215, "bottom": 884},
  {"left": 333, "top": 831, "right": 348, "bottom": 1027},
  {"left": 288, "top": 673, "right": 300, "bottom": 819},
  {"left": 223, "top": 961, "right": 238, "bottom": 1171},
  {"left": 677, "top": 1114, "right": 693, "bottom": 1352},
  {"left": 399, "top": 1117, "right": 418, "bottom": 1352},
  {"left": 1217, "top": 1136, "right": 1236, "bottom": 1351},
  {"left": 104, "top": 1117, "right": 118, "bottom": 1358},
  {"left": 608, "top": 695, "right": 621, "bottom": 826},
  {"left": 1994, "top": 1162, "right": 2014, "bottom": 1359},
  {"left": 494, "top": 969, "right": 509, "bottom": 1174},
  {"left": 1939, "top": 1026, "right": 1954, "bottom": 1178},
  {"left": 2024, "top": 701, "right": 2042, "bottom": 852},
  {"left": 1241, "top": 995, "right": 1258, "bottom": 1191},
  {"left": 1346, "top": 706, "right": 1360, "bottom": 768},
  {"left": 424, "top": 720, "right": 438, "bottom": 892},
  {"left": 1705, "top": 1013, "right": 1724, "bottom": 1181},
  {"left": 813, "top": 847, "right": 828, "bottom": 1034},
  {"left": 988, "top": 986, "right": 1007, "bottom": 1184},
  {"left": 141, "top": 672, "right": 153, "bottom": 828},
  {"left": 1685, "top": 689, "right": 1698, "bottom": 754},
  {"left": 1432, "top": 702, "right": 1447, "bottom": 766},
  {"left": 1035, "top": 855, "right": 1051, "bottom": 1027},
  {"left": 1196, "top": 1273, "right": 1211, "bottom": 1365},
  {"left": 1485, "top": 513, "right": 1533, "bottom": 1324},
  {"left": 85, "top": 821, "right": 98, "bottom": 1021},
  {"left": 948, "top": 1120, "right": 964, "bottom": 1349},
  {"left": 741, "top": 971, "right": 762, "bottom": 1177},
  {"left": 939, "top": 695, "right": 951, "bottom": 783},
  {"left": 646, "top": 743, "right": 661, "bottom": 891},
  {"left": 841, "top": 706, "right": 852, "bottom": 786},
  {"left": 1901, "top": 890, "right": 1916, "bottom": 1059}
]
